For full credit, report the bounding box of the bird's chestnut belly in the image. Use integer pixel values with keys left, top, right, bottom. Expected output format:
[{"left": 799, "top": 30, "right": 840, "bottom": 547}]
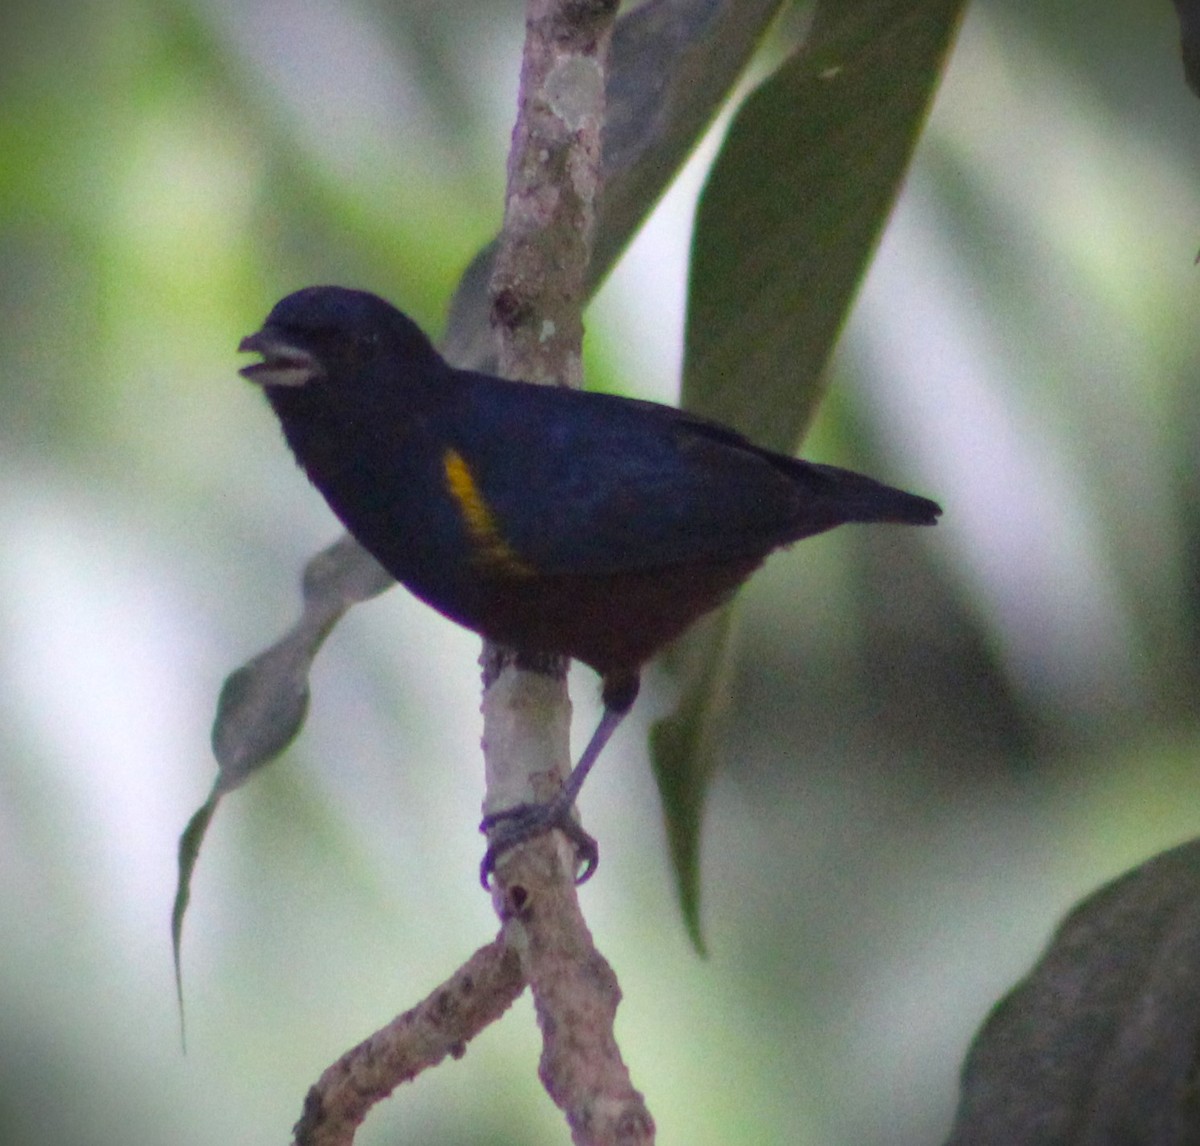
[{"left": 419, "top": 555, "right": 764, "bottom": 678}]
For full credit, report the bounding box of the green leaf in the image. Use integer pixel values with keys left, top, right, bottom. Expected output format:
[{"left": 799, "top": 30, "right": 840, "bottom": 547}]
[
  {"left": 208, "top": 536, "right": 393, "bottom": 795},
  {"left": 655, "top": 0, "right": 965, "bottom": 947},
  {"left": 647, "top": 607, "right": 740, "bottom": 955},
  {"left": 173, "top": 538, "right": 392, "bottom": 1005},
  {"left": 172, "top": 791, "right": 219, "bottom": 1050},
  {"left": 684, "top": 0, "right": 965, "bottom": 445}
]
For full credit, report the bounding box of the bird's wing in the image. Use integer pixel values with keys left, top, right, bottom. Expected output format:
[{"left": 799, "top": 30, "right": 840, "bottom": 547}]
[{"left": 440, "top": 379, "right": 811, "bottom": 576}]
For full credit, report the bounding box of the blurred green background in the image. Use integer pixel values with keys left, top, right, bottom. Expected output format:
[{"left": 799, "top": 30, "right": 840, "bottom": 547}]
[{"left": 3, "top": 2, "right": 1199, "bottom": 1144}]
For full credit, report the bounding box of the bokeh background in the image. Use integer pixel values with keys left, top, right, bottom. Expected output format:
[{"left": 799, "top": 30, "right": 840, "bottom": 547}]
[{"left": 2, "top": 2, "right": 1198, "bottom": 1144}]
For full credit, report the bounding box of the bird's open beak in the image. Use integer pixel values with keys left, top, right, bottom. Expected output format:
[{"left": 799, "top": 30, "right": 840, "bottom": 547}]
[{"left": 238, "top": 328, "right": 324, "bottom": 388}]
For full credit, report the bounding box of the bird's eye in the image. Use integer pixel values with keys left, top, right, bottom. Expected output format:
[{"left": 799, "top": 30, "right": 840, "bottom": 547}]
[{"left": 354, "top": 331, "right": 382, "bottom": 358}]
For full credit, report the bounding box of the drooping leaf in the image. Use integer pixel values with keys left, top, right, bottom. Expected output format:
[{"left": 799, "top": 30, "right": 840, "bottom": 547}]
[
  {"left": 947, "top": 839, "right": 1200, "bottom": 1146},
  {"left": 647, "top": 607, "right": 739, "bottom": 955},
  {"left": 172, "top": 790, "right": 219, "bottom": 1048},
  {"left": 207, "top": 536, "right": 394, "bottom": 793},
  {"left": 173, "top": 538, "right": 391, "bottom": 1003},
  {"left": 654, "top": 0, "right": 965, "bottom": 946}
]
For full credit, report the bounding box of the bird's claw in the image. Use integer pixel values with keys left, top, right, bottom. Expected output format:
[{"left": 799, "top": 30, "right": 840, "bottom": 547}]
[{"left": 479, "top": 801, "right": 599, "bottom": 888}]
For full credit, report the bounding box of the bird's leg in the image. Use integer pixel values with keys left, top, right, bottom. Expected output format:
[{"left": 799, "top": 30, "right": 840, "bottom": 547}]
[
  {"left": 479, "top": 704, "right": 625, "bottom": 887},
  {"left": 479, "top": 672, "right": 639, "bottom": 887}
]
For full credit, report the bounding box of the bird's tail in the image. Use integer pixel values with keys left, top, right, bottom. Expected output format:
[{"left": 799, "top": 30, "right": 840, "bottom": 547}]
[{"left": 783, "top": 459, "right": 942, "bottom": 531}]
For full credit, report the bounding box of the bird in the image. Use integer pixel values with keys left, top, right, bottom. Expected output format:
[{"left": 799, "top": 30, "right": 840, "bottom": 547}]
[{"left": 238, "top": 285, "right": 942, "bottom": 886}]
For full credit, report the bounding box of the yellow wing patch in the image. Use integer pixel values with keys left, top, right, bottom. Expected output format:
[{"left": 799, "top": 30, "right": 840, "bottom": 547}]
[{"left": 442, "top": 448, "right": 535, "bottom": 576}]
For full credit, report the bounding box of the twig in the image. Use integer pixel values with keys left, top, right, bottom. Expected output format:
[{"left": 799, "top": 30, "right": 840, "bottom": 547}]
[
  {"left": 292, "top": 939, "right": 525, "bottom": 1146},
  {"left": 489, "top": 0, "right": 614, "bottom": 387}
]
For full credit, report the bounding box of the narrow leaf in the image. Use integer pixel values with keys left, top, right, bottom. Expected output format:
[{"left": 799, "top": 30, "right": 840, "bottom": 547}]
[
  {"left": 647, "top": 607, "right": 739, "bottom": 953},
  {"left": 172, "top": 790, "right": 220, "bottom": 1049},
  {"left": 209, "top": 536, "right": 392, "bottom": 794},
  {"left": 683, "top": 0, "right": 966, "bottom": 446},
  {"left": 656, "top": 0, "right": 965, "bottom": 946},
  {"left": 173, "top": 539, "right": 391, "bottom": 996}
]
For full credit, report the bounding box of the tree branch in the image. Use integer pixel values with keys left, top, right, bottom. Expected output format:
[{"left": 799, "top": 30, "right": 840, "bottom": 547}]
[
  {"left": 292, "top": 938, "right": 524, "bottom": 1146},
  {"left": 294, "top": 4, "right": 652, "bottom": 1143},
  {"left": 483, "top": 2, "right": 655, "bottom": 1143}
]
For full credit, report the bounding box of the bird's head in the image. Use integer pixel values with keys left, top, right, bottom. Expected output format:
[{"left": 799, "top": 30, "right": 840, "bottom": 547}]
[{"left": 238, "top": 286, "right": 438, "bottom": 392}]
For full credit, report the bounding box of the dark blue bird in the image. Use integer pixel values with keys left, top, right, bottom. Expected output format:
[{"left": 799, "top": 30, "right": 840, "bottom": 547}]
[{"left": 239, "top": 286, "right": 941, "bottom": 884}]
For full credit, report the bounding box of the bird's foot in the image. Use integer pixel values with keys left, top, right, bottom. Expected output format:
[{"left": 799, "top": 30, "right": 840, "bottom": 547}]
[{"left": 479, "top": 798, "right": 599, "bottom": 888}]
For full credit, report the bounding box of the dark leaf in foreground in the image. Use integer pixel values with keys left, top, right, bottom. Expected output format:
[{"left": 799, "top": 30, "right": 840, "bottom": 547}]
[
  {"left": 657, "top": 0, "right": 964, "bottom": 947},
  {"left": 947, "top": 839, "right": 1200, "bottom": 1146}
]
